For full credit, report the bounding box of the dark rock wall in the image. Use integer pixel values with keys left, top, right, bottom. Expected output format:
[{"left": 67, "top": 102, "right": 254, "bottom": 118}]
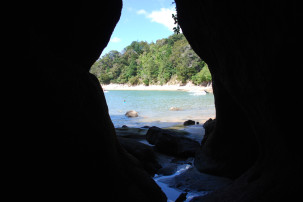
[
  {"left": 175, "top": 0, "right": 301, "bottom": 201},
  {"left": 12, "top": 2, "right": 166, "bottom": 201},
  {"left": 9, "top": 0, "right": 302, "bottom": 201}
]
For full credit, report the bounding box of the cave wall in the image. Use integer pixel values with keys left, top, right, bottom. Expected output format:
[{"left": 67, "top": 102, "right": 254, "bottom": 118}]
[
  {"left": 11, "top": 2, "right": 167, "bottom": 201},
  {"left": 175, "top": 0, "right": 301, "bottom": 201},
  {"left": 8, "top": 0, "right": 302, "bottom": 201}
]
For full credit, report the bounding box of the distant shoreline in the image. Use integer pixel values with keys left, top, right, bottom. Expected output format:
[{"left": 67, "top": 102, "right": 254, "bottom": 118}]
[{"left": 101, "top": 83, "right": 213, "bottom": 93}]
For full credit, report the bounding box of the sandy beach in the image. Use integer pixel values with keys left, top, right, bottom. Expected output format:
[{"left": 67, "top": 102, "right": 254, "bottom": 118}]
[{"left": 101, "top": 82, "right": 213, "bottom": 93}]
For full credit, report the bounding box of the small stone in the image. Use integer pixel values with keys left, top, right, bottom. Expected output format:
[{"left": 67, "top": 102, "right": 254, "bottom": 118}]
[{"left": 170, "top": 107, "right": 181, "bottom": 111}]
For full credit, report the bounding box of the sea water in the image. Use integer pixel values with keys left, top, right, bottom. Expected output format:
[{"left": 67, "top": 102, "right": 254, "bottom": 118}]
[
  {"left": 104, "top": 90, "right": 215, "bottom": 128},
  {"left": 104, "top": 90, "right": 215, "bottom": 201},
  {"left": 154, "top": 164, "right": 209, "bottom": 202}
]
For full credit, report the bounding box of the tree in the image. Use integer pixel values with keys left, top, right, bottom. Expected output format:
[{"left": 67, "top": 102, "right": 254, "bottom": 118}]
[
  {"left": 90, "top": 33, "right": 211, "bottom": 85},
  {"left": 192, "top": 65, "right": 212, "bottom": 85},
  {"left": 171, "top": 1, "right": 181, "bottom": 34}
]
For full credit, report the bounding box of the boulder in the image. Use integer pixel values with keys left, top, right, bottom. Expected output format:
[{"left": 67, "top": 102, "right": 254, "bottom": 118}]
[
  {"left": 115, "top": 127, "right": 147, "bottom": 139},
  {"left": 125, "top": 110, "right": 139, "bottom": 117},
  {"left": 169, "top": 107, "right": 181, "bottom": 111},
  {"left": 201, "top": 118, "right": 216, "bottom": 145},
  {"left": 146, "top": 126, "right": 200, "bottom": 157},
  {"left": 175, "top": 193, "right": 187, "bottom": 202},
  {"left": 183, "top": 120, "right": 195, "bottom": 126},
  {"left": 157, "top": 164, "right": 179, "bottom": 176},
  {"left": 141, "top": 126, "right": 150, "bottom": 128},
  {"left": 117, "top": 137, "right": 161, "bottom": 176}
]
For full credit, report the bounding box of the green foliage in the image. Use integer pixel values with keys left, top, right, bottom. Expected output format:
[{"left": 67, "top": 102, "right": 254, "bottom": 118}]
[
  {"left": 171, "top": 1, "right": 180, "bottom": 34},
  {"left": 192, "top": 65, "right": 211, "bottom": 85},
  {"left": 143, "top": 78, "right": 149, "bottom": 86},
  {"left": 128, "top": 76, "right": 139, "bottom": 85},
  {"left": 90, "top": 34, "right": 211, "bottom": 85}
]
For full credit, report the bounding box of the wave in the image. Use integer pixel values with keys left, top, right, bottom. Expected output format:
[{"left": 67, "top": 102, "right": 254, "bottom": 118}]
[{"left": 189, "top": 90, "right": 206, "bottom": 96}]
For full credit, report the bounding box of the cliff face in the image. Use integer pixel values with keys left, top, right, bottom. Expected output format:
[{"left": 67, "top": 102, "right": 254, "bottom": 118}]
[{"left": 175, "top": 0, "right": 301, "bottom": 201}]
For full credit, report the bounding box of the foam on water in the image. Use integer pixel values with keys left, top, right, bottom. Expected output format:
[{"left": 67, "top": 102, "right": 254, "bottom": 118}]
[
  {"left": 154, "top": 164, "right": 209, "bottom": 201},
  {"left": 189, "top": 90, "right": 207, "bottom": 96}
]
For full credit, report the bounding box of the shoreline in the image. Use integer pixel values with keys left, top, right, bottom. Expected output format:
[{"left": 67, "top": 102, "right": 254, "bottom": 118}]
[{"left": 101, "top": 83, "right": 213, "bottom": 93}]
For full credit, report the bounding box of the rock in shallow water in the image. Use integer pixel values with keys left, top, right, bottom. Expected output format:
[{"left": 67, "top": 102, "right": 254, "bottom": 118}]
[
  {"left": 146, "top": 126, "right": 200, "bottom": 157},
  {"left": 125, "top": 110, "right": 138, "bottom": 117},
  {"left": 157, "top": 164, "right": 179, "bottom": 176},
  {"left": 115, "top": 127, "right": 147, "bottom": 139},
  {"left": 159, "top": 166, "right": 232, "bottom": 192},
  {"left": 170, "top": 107, "right": 182, "bottom": 111},
  {"left": 175, "top": 192, "right": 187, "bottom": 202},
  {"left": 117, "top": 136, "right": 161, "bottom": 176},
  {"left": 183, "top": 120, "right": 195, "bottom": 126}
]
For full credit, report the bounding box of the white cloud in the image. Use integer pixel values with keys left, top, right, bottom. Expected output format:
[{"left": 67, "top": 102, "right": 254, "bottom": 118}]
[
  {"left": 137, "top": 9, "right": 147, "bottom": 15},
  {"left": 137, "top": 8, "right": 176, "bottom": 32},
  {"left": 147, "top": 8, "right": 176, "bottom": 31},
  {"left": 110, "top": 37, "right": 121, "bottom": 43}
]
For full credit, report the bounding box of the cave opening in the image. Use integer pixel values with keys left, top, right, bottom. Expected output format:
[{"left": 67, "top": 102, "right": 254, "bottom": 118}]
[
  {"left": 19, "top": 0, "right": 301, "bottom": 201},
  {"left": 90, "top": 0, "right": 217, "bottom": 136},
  {"left": 88, "top": 1, "right": 219, "bottom": 201},
  {"left": 90, "top": 1, "right": 216, "bottom": 126}
]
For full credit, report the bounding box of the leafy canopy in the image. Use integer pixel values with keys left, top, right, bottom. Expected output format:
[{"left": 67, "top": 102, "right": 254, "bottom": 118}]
[{"left": 90, "top": 34, "right": 211, "bottom": 85}]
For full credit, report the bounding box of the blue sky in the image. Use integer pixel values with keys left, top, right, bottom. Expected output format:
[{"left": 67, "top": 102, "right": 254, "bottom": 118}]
[{"left": 100, "top": 0, "right": 176, "bottom": 57}]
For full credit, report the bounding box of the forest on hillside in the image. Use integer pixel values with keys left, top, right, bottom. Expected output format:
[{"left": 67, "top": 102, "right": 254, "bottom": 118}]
[{"left": 90, "top": 34, "right": 211, "bottom": 86}]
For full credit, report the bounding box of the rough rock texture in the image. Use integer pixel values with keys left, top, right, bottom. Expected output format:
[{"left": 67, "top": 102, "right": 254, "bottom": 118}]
[
  {"left": 146, "top": 126, "right": 200, "bottom": 157},
  {"left": 115, "top": 127, "right": 147, "bottom": 139},
  {"left": 12, "top": 2, "right": 166, "bottom": 201},
  {"left": 117, "top": 137, "right": 161, "bottom": 176},
  {"left": 200, "top": 118, "right": 216, "bottom": 145},
  {"left": 10, "top": 0, "right": 302, "bottom": 201},
  {"left": 175, "top": 0, "right": 301, "bottom": 201},
  {"left": 159, "top": 167, "right": 232, "bottom": 192},
  {"left": 125, "top": 110, "right": 139, "bottom": 117}
]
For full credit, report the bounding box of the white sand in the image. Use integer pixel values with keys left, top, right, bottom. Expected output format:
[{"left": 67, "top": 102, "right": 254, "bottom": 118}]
[{"left": 101, "top": 82, "right": 213, "bottom": 93}]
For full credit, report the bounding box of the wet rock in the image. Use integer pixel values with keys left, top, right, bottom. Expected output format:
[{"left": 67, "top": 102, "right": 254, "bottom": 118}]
[
  {"left": 201, "top": 118, "right": 216, "bottom": 145},
  {"left": 159, "top": 166, "right": 232, "bottom": 192},
  {"left": 183, "top": 120, "right": 195, "bottom": 126},
  {"left": 175, "top": 192, "right": 187, "bottom": 202},
  {"left": 125, "top": 110, "right": 138, "bottom": 117},
  {"left": 157, "top": 164, "right": 179, "bottom": 176},
  {"left": 117, "top": 137, "right": 161, "bottom": 176},
  {"left": 115, "top": 127, "right": 147, "bottom": 140},
  {"left": 146, "top": 126, "right": 200, "bottom": 157},
  {"left": 141, "top": 126, "right": 150, "bottom": 128},
  {"left": 171, "top": 157, "right": 194, "bottom": 165}
]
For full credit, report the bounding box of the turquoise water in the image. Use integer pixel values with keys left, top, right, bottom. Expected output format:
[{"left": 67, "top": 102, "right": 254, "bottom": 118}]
[{"left": 104, "top": 90, "right": 215, "bottom": 128}]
